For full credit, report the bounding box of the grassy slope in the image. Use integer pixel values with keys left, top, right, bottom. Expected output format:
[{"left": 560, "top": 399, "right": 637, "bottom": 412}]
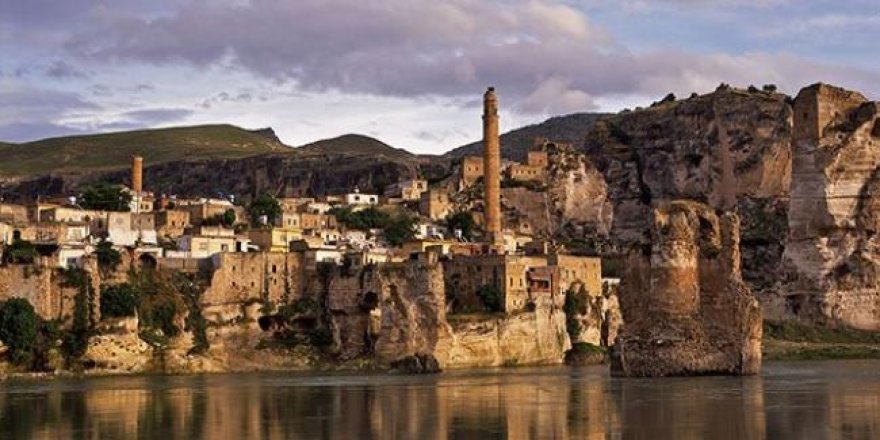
[
  {"left": 763, "top": 320, "right": 880, "bottom": 361},
  {"left": 0, "top": 124, "right": 291, "bottom": 178}
]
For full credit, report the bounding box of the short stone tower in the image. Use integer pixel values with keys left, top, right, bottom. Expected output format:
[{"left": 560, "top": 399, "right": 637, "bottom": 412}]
[{"left": 482, "top": 87, "right": 502, "bottom": 249}]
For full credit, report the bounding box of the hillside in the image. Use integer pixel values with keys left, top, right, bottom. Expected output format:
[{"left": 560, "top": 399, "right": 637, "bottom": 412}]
[
  {"left": 297, "top": 134, "right": 416, "bottom": 161},
  {"left": 445, "top": 112, "right": 607, "bottom": 161},
  {"left": 0, "top": 124, "right": 290, "bottom": 179}
]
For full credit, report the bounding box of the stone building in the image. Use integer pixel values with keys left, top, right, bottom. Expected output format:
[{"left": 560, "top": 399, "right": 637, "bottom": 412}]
[
  {"left": 155, "top": 210, "right": 191, "bottom": 238},
  {"left": 177, "top": 226, "right": 240, "bottom": 258},
  {"left": 201, "top": 252, "right": 305, "bottom": 324},
  {"left": 383, "top": 179, "right": 428, "bottom": 201},
  {"left": 177, "top": 198, "right": 245, "bottom": 226},
  {"left": 248, "top": 227, "right": 303, "bottom": 253},
  {"left": 345, "top": 188, "right": 379, "bottom": 206},
  {"left": 0, "top": 202, "right": 29, "bottom": 224},
  {"left": 419, "top": 189, "right": 452, "bottom": 220},
  {"left": 444, "top": 253, "right": 600, "bottom": 314},
  {"left": 460, "top": 156, "right": 484, "bottom": 187}
]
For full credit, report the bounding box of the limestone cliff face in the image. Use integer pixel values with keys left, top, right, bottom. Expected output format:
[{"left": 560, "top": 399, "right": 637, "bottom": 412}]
[
  {"left": 612, "top": 201, "right": 762, "bottom": 377},
  {"left": 784, "top": 84, "right": 880, "bottom": 329},
  {"left": 583, "top": 89, "right": 792, "bottom": 246},
  {"left": 325, "top": 256, "right": 570, "bottom": 369},
  {"left": 545, "top": 146, "right": 613, "bottom": 237}
]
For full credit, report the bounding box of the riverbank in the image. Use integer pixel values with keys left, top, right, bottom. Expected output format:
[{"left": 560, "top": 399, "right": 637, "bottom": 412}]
[{"left": 762, "top": 320, "right": 880, "bottom": 361}]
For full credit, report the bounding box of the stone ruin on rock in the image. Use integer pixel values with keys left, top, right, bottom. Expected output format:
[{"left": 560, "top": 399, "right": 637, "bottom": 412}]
[
  {"left": 784, "top": 83, "right": 880, "bottom": 330},
  {"left": 612, "top": 201, "right": 762, "bottom": 377}
]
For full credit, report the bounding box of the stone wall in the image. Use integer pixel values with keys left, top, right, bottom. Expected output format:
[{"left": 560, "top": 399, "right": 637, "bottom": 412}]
[
  {"left": 0, "top": 257, "right": 101, "bottom": 323},
  {"left": 201, "top": 252, "right": 304, "bottom": 324},
  {"left": 612, "top": 201, "right": 762, "bottom": 376}
]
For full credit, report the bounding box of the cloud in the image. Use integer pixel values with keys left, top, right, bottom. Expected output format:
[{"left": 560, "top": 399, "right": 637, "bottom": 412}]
[
  {"left": 200, "top": 91, "right": 253, "bottom": 108},
  {"left": 0, "top": 85, "right": 99, "bottom": 141},
  {"left": 0, "top": 122, "right": 86, "bottom": 143},
  {"left": 44, "top": 60, "right": 90, "bottom": 79},
  {"left": 0, "top": 82, "right": 192, "bottom": 142},
  {"left": 54, "top": 0, "right": 878, "bottom": 116},
  {"left": 0, "top": 85, "right": 98, "bottom": 127},
  {"left": 120, "top": 108, "right": 194, "bottom": 125}
]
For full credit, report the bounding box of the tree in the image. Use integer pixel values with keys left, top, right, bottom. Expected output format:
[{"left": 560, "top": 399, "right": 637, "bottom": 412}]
[
  {"left": 0, "top": 298, "right": 39, "bottom": 366},
  {"left": 763, "top": 84, "right": 778, "bottom": 93},
  {"left": 330, "top": 206, "right": 390, "bottom": 230},
  {"left": 477, "top": 284, "right": 503, "bottom": 313},
  {"left": 100, "top": 283, "right": 139, "bottom": 318},
  {"left": 80, "top": 183, "right": 132, "bottom": 212},
  {"left": 445, "top": 211, "right": 476, "bottom": 240},
  {"left": 383, "top": 215, "right": 415, "bottom": 246},
  {"left": 94, "top": 240, "right": 121, "bottom": 274},
  {"left": 248, "top": 194, "right": 282, "bottom": 226}
]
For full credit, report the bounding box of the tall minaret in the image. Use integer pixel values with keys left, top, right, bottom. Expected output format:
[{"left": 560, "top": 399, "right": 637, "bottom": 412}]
[
  {"left": 131, "top": 155, "right": 144, "bottom": 194},
  {"left": 483, "top": 87, "right": 503, "bottom": 249}
]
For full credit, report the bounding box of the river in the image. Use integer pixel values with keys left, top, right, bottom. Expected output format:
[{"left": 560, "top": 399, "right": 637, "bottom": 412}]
[{"left": 1, "top": 360, "right": 878, "bottom": 439}]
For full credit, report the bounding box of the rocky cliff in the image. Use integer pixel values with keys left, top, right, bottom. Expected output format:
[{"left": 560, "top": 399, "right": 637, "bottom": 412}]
[
  {"left": 783, "top": 84, "right": 880, "bottom": 330},
  {"left": 325, "top": 256, "right": 571, "bottom": 369},
  {"left": 612, "top": 201, "right": 762, "bottom": 376}
]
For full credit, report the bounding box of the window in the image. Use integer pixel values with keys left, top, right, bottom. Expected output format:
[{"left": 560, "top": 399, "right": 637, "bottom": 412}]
[{"left": 272, "top": 264, "right": 277, "bottom": 273}]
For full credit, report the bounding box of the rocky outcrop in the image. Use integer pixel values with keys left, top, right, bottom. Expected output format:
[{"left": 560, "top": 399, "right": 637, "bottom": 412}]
[
  {"left": 783, "top": 84, "right": 880, "bottom": 329},
  {"left": 583, "top": 89, "right": 791, "bottom": 256},
  {"left": 324, "top": 254, "right": 571, "bottom": 369},
  {"left": 612, "top": 201, "right": 762, "bottom": 376}
]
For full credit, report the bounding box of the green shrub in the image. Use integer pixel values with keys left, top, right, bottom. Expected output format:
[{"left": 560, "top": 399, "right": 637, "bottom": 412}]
[
  {"left": 445, "top": 211, "right": 476, "bottom": 240},
  {"left": 564, "top": 289, "right": 586, "bottom": 338},
  {"left": 60, "top": 268, "right": 96, "bottom": 361},
  {"left": 309, "top": 327, "right": 333, "bottom": 347},
  {"left": 0, "top": 298, "right": 39, "bottom": 366},
  {"left": 4, "top": 239, "right": 39, "bottom": 265},
  {"left": 80, "top": 183, "right": 132, "bottom": 212},
  {"left": 248, "top": 194, "right": 282, "bottom": 226},
  {"left": 100, "top": 284, "right": 139, "bottom": 318},
  {"left": 477, "top": 284, "right": 503, "bottom": 313},
  {"left": 95, "top": 241, "right": 121, "bottom": 274}
]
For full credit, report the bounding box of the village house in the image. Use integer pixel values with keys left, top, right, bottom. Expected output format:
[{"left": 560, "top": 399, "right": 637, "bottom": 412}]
[
  {"left": 383, "top": 179, "right": 428, "bottom": 201},
  {"left": 175, "top": 226, "right": 246, "bottom": 258},
  {"left": 248, "top": 227, "right": 303, "bottom": 253},
  {"left": 344, "top": 188, "right": 379, "bottom": 207}
]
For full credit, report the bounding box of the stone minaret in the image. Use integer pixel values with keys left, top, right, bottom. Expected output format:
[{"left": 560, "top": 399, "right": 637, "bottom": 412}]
[
  {"left": 483, "top": 87, "right": 503, "bottom": 248},
  {"left": 131, "top": 155, "right": 143, "bottom": 194}
]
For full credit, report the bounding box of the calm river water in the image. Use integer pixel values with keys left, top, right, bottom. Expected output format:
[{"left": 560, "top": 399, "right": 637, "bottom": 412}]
[{"left": 1, "top": 360, "right": 878, "bottom": 439}]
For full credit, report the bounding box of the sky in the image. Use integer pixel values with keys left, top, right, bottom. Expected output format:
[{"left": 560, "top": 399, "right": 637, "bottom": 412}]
[{"left": 1, "top": 0, "right": 878, "bottom": 154}]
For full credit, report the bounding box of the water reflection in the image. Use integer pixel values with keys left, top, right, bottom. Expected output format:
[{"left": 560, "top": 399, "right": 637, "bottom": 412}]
[{"left": 1, "top": 361, "right": 879, "bottom": 439}]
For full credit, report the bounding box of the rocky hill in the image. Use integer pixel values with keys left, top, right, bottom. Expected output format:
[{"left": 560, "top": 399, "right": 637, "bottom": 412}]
[
  {"left": 297, "top": 133, "right": 416, "bottom": 161},
  {"left": 0, "top": 128, "right": 431, "bottom": 201},
  {"left": 445, "top": 113, "right": 606, "bottom": 162},
  {"left": 0, "top": 124, "right": 290, "bottom": 180}
]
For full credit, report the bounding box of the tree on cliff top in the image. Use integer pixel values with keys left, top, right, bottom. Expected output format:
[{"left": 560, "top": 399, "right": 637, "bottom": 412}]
[
  {"left": 80, "top": 183, "right": 132, "bottom": 212},
  {"left": 248, "top": 194, "right": 282, "bottom": 226},
  {"left": 0, "top": 298, "right": 39, "bottom": 366}
]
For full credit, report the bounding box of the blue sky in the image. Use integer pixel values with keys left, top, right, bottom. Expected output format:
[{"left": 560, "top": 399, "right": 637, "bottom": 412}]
[{"left": 1, "top": 0, "right": 878, "bottom": 154}]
